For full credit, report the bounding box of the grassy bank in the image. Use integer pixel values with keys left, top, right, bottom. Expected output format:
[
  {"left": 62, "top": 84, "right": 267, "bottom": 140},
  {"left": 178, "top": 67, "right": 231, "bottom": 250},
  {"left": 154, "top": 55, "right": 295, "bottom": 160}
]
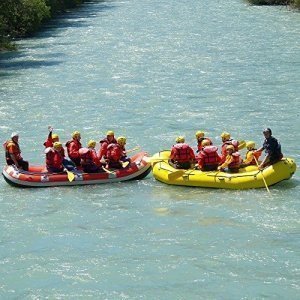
[{"left": 0, "top": 0, "right": 92, "bottom": 51}]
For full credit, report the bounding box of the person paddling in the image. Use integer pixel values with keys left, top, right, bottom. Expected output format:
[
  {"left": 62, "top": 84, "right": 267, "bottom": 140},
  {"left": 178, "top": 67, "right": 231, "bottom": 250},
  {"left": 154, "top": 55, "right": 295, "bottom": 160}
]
[
  {"left": 65, "top": 131, "right": 82, "bottom": 167},
  {"left": 218, "top": 145, "right": 241, "bottom": 173},
  {"left": 4, "top": 132, "right": 29, "bottom": 171},
  {"left": 241, "top": 141, "right": 262, "bottom": 167},
  {"left": 79, "top": 140, "right": 102, "bottom": 173},
  {"left": 98, "top": 130, "right": 117, "bottom": 163},
  {"left": 106, "top": 137, "right": 129, "bottom": 169},
  {"left": 45, "top": 142, "right": 65, "bottom": 173},
  {"left": 169, "top": 136, "right": 195, "bottom": 169},
  {"left": 257, "top": 128, "right": 283, "bottom": 169},
  {"left": 220, "top": 132, "right": 239, "bottom": 163},
  {"left": 197, "top": 139, "right": 221, "bottom": 171}
]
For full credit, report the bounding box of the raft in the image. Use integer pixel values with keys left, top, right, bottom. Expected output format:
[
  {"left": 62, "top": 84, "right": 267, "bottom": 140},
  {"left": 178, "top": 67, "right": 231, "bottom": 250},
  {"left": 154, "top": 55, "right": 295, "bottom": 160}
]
[
  {"left": 2, "top": 152, "right": 151, "bottom": 188},
  {"left": 150, "top": 150, "right": 296, "bottom": 190}
]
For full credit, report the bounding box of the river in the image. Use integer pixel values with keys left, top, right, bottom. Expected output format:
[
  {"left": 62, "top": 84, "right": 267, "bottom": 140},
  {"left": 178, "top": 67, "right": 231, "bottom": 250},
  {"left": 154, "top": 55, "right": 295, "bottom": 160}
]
[{"left": 0, "top": 0, "right": 299, "bottom": 298}]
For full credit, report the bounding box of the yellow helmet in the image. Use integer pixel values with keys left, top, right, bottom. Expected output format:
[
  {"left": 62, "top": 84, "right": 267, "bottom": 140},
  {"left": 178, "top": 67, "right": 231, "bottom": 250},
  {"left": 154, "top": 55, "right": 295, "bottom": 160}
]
[
  {"left": 202, "top": 139, "right": 211, "bottom": 147},
  {"left": 195, "top": 131, "right": 205, "bottom": 138},
  {"left": 53, "top": 141, "right": 62, "bottom": 149},
  {"left": 221, "top": 132, "right": 230, "bottom": 139},
  {"left": 175, "top": 136, "right": 185, "bottom": 143},
  {"left": 72, "top": 131, "right": 81, "bottom": 139},
  {"left": 88, "top": 139, "right": 96, "bottom": 148},
  {"left": 106, "top": 130, "right": 114, "bottom": 136},
  {"left": 52, "top": 133, "right": 59, "bottom": 140},
  {"left": 117, "top": 136, "right": 126, "bottom": 146},
  {"left": 246, "top": 141, "right": 255, "bottom": 149},
  {"left": 226, "top": 145, "right": 235, "bottom": 151}
]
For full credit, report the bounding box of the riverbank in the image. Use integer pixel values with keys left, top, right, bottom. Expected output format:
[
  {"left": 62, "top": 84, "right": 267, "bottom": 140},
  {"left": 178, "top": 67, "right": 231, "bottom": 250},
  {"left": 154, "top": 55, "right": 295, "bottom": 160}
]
[
  {"left": 247, "top": 0, "right": 300, "bottom": 8},
  {"left": 0, "top": 0, "right": 94, "bottom": 51}
]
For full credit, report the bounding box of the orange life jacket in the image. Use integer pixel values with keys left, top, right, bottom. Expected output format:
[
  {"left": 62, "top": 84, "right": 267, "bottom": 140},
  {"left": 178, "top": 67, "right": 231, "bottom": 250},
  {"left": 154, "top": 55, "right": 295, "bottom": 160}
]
[
  {"left": 46, "top": 149, "right": 64, "bottom": 169},
  {"left": 66, "top": 139, "right": 82, "bottom": 159},
  {"left": 107, "top": 143, "right": 123, "bottom": 162},
  {"left": 171, "top": 143, "right": 195, "bottom": 163},
  {"left": 4, "top": 140, "right": 22, "bottom": 162},
  {"left": 228, "top": 152, "right": 241, "bottom": 169},
  {"left": 245, "top": 149, "right": 262, "bottom": 165}
]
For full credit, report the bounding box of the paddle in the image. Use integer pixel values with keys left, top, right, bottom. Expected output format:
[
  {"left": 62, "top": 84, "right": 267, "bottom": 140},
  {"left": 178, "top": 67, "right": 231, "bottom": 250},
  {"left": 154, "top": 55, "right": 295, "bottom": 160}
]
[
  {"left": 238, "top": 140, "right": 246, "bottom": 150},
  {"left": 126, "top": 146, "right": 140, "bottom": 153},
  {"left": 143, "top": 157, "right": 169, "bottom": 164},
  {"left": 102, "top": 166, "right": 115, "bottom": 174},
  {"left": 253, "top": 156, "right": 270, "bottom": 193},
  {"left": 168, "top": 170, "right": 186, "bottom": 180},
  {"left": 64, "top": 168, "right": 75, "bottom": 182}
]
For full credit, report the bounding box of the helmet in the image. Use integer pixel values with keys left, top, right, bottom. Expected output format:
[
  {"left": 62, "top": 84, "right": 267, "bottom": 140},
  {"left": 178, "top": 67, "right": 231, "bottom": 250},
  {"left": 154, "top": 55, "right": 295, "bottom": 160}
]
[
  {"left": 11, "top": 132, "right": 19, "bottom": 138},
  {"left": 226, "top": 145, "right": 235, "bottom": 151},
  {"left": 53, "top": 142, "right": 62, "bottom": 149},
  {"left": 52, "top": 133, "right": 59, "bottom": 140},
  {"left": 106, "top": 130, "right": 114, "bottom": 136},
  {"left": 195, "top": 131, "right": 205, "bottom": 138},
  {"left": 263, "top": 128, "right": 272, "bottom": 135},
  {"left": 175, "top": 136, "right": 185, "bottom": 143},
  {"left": 117, "top": 136, "right": 126, "bottom": 145},
  {"left": 72, "top": 131, "right": 81, "bottom": 139},
  {"left": 221, "top": 132, "right": 230, "bottom": 139},
  {"left": 88, "top": 139, "right": 96, "bottom": 148},
  {"left": 246, "top": 141, "right": 255, "bottom": 149},
  {"left": 202, "top": 139, "right": 211, "bottom": 147}
]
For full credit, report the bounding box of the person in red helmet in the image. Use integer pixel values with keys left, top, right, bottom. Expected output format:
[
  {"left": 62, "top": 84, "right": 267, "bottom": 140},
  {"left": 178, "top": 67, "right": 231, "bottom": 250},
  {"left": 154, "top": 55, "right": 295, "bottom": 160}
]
[
  {"left": 98, "top": 130, "right": 117, "bottom": 163},
  {"left": 65, "top": 131, "right": 82, "bottom": 166},
  {"left": 170, "top": 136, "right": 195, "bottom": 169},
  {"left": 4, "top": 132, "right": 29, "bottom": 170}
]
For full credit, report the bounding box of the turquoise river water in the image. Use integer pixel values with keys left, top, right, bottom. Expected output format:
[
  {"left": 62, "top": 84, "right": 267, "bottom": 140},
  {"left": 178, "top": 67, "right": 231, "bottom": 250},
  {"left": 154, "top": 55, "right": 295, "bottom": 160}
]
[{"left": 0, "top": 0, "right": 299, "bottom": 299}]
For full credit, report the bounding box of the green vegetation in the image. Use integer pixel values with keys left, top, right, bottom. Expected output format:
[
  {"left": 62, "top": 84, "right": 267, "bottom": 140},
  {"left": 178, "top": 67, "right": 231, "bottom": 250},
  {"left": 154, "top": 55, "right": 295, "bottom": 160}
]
[
  {"left": 247, "top": 0, "right": 300, "bottom": 8},
  {"left": 0, "top": 0, "right": 88, "bottom": 51}
]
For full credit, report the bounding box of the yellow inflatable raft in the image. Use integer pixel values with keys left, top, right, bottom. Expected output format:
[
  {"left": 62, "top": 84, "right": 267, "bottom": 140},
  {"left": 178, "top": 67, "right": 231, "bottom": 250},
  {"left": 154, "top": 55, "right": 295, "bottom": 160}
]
[{"left": 150, "top": 150, "right": 296, "bottom": 190}]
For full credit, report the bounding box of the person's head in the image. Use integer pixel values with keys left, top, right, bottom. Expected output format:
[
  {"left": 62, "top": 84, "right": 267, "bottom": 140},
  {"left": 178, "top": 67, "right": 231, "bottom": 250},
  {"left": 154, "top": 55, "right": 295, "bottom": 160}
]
[
  {"left": 221, "top": 132, "right": 230, "bottom": 142},
  {"left": 88, "top": 140, "right": 96, "bottom": 149},
  {"left": 226, "top": 144, "right": 235, "bottom": 154},
  {"left": 175, "top": 136, "right": 185, "bottom": 143},
  {"left": 246, "top": 141, "right": 255, "bottom": 150},
  {"left": 106, "top": 130, "right": 115, "bottom": 142},
  {"left": 195, "top": 131, "right": 205, "bottom": 139},
  {"left": 202, "top": 139, "right": 211, "bottom": 147},
  {"left": 117, "top": 136, "right": 126, "bottom": 146},
  {"left": 72, "top": 131, "right": 81, "bottom": 140},
  {"left": 52, "top": 133, "right": 59, "bottom": 142},
  {"left": 53, "top": 142, "right": 62, "bottom": 151},
  {"left": 11, "top": 132, "right": 19, "bottom": 142},
  {"left": 263, "top": 128, "right": 272, "bottom": 138}
]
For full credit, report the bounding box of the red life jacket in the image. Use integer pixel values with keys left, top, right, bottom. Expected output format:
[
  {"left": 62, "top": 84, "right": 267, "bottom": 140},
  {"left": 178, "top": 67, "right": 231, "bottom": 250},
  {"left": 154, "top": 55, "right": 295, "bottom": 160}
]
[
  {"left": 246, "top": 149, "right": 262, "bottom": 165},
  {"left": 66, "top": 139, "right": 82, "bottom": 159},
  {"left": 98, "top": 137, "right": 117, "bottom": 159},
  {"left": 200, "top": 146, "right": 220, "bottom": 166},
  {"left": 46, "top": 149, "right": 64, "bottom": 169},
  {"left": 79, "top": 148, "right": 92, "bottom": 165},
  {"left": 228, "top": 152, "right": 241, "bottom": 169},
  {"left": 171, "top": 143, "right": 195, "bottom": 163},
  {"left": 107, "top": 143, "right": 123, "bottom": 162}
]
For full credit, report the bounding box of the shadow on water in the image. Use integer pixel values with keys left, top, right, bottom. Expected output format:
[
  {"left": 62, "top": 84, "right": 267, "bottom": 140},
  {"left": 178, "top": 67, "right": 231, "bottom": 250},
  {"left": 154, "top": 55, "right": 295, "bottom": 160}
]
[{"left": 0, "top": 0, "right": 117, "bottom": 77}]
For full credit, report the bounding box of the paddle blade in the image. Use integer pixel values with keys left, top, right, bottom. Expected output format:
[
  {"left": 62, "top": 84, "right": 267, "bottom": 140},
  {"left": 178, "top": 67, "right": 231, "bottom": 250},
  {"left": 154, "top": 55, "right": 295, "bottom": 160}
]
[
  {"left": 238, "top": 140, "right": 246, "bottom": 150},
  {"left": 122, "top": 161, "right": 130, "bottom": 168},
  {"left": 67, "top": 170, "right": 75, "bottom": 182},
  {"left": 168, "top": 170, "right": 185, "bottom": 181}
]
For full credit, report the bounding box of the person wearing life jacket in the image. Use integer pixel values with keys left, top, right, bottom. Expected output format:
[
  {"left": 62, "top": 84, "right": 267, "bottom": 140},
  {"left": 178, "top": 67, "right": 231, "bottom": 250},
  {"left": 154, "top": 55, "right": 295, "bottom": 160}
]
[
  {"left": 4, "top": 132, "right": 29, "bottom": 171},
  {"left": 106, "top": 137, "right": 128, "bottom": 169},
  {"left": 170, "top": 136, "right": 195, "bottom": 169},
  {"left": 65, "top": 131, "right": 82, "bottom": 166},
  {"left": 242, "top": 141, "right": 262, "bottom": 166},
  {"left": 45, "top": 142, "right": 65, "bottom": 173},
  {"left": 197, "top": 139, "right": 221, "bottom": 171},
  {"left": 195, "top": 131, "right": 213, "bottom": 153},
  {"left": 220, "top": 132, "right": 239, "bottom": 163},
  {"left": 218, "top": 144, "right": 241, "bottom": 173},
  {"left": 257, "top": 128, "right": 283, "bottom": 169},
  {"left": 98, "top": 130, "right": 117, "bottom": 163},
  {"left": 79, "top": 140, "right": 102, "bottom": 173}
]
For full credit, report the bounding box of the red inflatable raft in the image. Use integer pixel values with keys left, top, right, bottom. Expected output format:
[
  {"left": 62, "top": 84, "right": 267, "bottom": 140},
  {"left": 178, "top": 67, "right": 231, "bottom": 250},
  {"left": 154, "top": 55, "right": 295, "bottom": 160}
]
[{"left": 2, "top": 152, "right": 151, "bottom": 188}]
